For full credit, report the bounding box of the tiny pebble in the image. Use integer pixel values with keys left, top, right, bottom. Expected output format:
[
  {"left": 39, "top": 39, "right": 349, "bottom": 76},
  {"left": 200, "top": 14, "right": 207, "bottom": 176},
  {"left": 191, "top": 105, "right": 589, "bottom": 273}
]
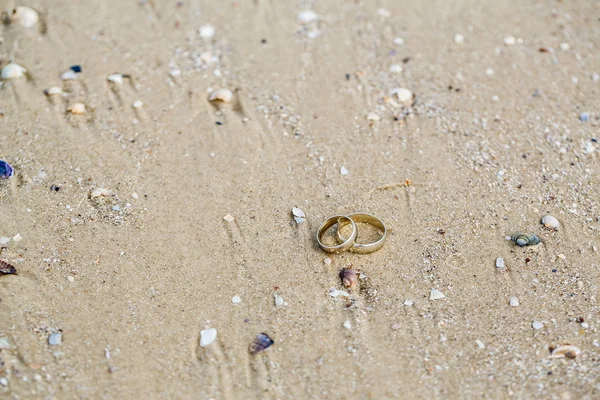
[
  {"left": 403, "top": 299, "right": 413, "bottom": 306},
  {"left": 475, "top": 339, "right": 485, "bottom": 349},
  {"left": 324, "top": 257, "right": 332, "bottom": 265},
  {"left": 390, "top": 88, "right": 413, "bottom": 105},
  {"left": 509, "top": 296, "right": 519, "bottom": 307},
  {"left": 48, "top": 333, "right": 62, "bottom": 346},
  {"left": 343, "top": 320, "right": 352, "bottom": 330},
  {"left": 532, "top": 321, "right": 543, "bottom": 330},
  {"left": 0, "top": 377, "right": 7, "bottom": 387},
  {"left": 223, "top": 214, "right": 234, "bottom": 222},
  {"left": 232, "top": 295, "right": 241, "bottom": 305},
  {"left": 132, "top": 100, "right": 143, "bottom": 109},
  {"left": 391, "top": 323, "right": 401, "bottom": 330},
  {"left": 559, "top": 42, "right": 570, "bottom": 51},
  {"left": 297, "top": 10, "right": 318, "bottom": 24},
  {"left": 274, "top": 293, "right": 284, "bottom": 307},
  {"left": 393, "top": 37, "right": 404, "bottom": 46},
  {"left": 367, "top": 112, "right": 381, "bottom": 121},
  {"left": 453, "top": 33, "right": 464, "bottom": 44},
  {"left": 340, "top": 166, "right": 349, "bottom": 176},
  {"left": 131, "top": 192, "right": 138, "bottom": 199},
  {"left": 581, "top": 322, "right": 589, "bottom": 329},
  {"left": 12, "top": 233, "right": 22, "bottom": 242},
  {"left": 67, "top": 103, "right": 86, "bottom": 115},
  {"left": 376, "top": 8, "right": 391, "bottom": 18},
  {"left": 199, "top": 24, "right": 215, "bottom": 39},
  {"left": 504, "top": 36, "right": 516, "bottom": 45},
  {"left": 579, "top": 112, "right": 589, "bottom": 122},
  {"left": 200, "top": 328, "right": 217, "bottom": 347},
  {"left": 495, "top": 257, "right": 505, "bottom": 269},
  {"left": 66, "top": 276, "right": 74, "bottom": 282},
  {"left": 389, "top": 64, "right": 403, "bottom": 73},
  {"left": 485, "top": 68, "right": 494, "bottom": 76},
  {"left": 1, "top": 63, "right": 27, "bottom": 80},
  {"left": 0, "top": 338, "right": 10, "bottom": 349}
]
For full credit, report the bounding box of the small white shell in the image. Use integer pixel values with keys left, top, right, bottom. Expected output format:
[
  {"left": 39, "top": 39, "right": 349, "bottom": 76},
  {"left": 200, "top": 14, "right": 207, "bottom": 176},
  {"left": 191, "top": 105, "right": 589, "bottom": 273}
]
[
  {"left": 274, "top": 293, "right": 284, "bottom": 307},
  {"left": 389, "top": 64, "right": 403, "bottom": 73},
  {"left": 532, "top": 321, "right": 543, "bottom": 330},
  {"left": 231, "top": 295, "right": 241, "bottom": 305},
  {"left": 367, "top": 112, "right": 381, "bottom": 121},
  {"left": 91, "top": 188, "right": 115, "bottom": 198},
  {"left": 403, "top": 299, "right": 413, "bottom": 306},
  {"left": 223, "top": 214, "right": 234, "bottom": 222},
  {"left": 390, "top": 88, "right": 413, "bottom": 105},
  {"left": 291, "top": 207, "right": 306, "bottom": 223},
  {"left": 44, "top": 86, "right": 62, "bottom": 96},
  {"left": 504, "top": 36, "right": 516, "bottom": 46},
  {"left": 13, "top": 6, "right": 39, "bottom": 28},
  {"left": 343, "top": 320, "right": 352, "bottom": 330},
  {"left": 199, "top": 328, "right": 217, "bottom": 347},
  {"left": 297, "top": 10, "right": 318, "bottom": 24},
  {"left": 550, "top": 344, "right": 581, "bottom": 359},
  {"left": 199, "top": 24, "right": 215, "bottom": 39},
  {"left": 328, "top": 288, "right": 349, "bottom": 299},
  {"left": 429, "top": 289, "right": 445, "bottom": 300},
  {"left": 61, "top": 70, "right": 78, "bottom": 81},
  {"left": 453, "top": 33, "right": 465, "bottom": 44},
  {"left": 132, "top": 100, "right": 143, "bottom": 109},
  {"left": 340, "top": 166, "right": 349, "bottom": 176},
  {"left": 1, "top": 63, "right": 27, "bottom": 80},
  {"left": 495, "top": 257, "right": 505, "bottom": 269},
  {"left": 107, "top": 73, "right": 124, "bottom": 84},
  {"left": 67, "top": 103, "right": 86, "bottom": 114},
  {"left": 509, "top": 296, "right": 519, "bottom": 307},
  {"left": 208, "top": 88, "right": 233, "bottom": 103},
  {"left": 541, "top": 215, "right": 559, "bottom": 230}
]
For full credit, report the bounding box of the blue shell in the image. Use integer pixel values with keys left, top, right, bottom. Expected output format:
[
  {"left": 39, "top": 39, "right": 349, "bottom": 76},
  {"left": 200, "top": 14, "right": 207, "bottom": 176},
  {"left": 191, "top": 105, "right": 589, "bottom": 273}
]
[
  {"left": 249, "top": 333, "right": 274, "bottom": 354},
  {"left": 0, "top": 160, "right": 13, "bottom": 179},
  {"left": 70, "top": 65, "right": 82, "bottom": 73}
]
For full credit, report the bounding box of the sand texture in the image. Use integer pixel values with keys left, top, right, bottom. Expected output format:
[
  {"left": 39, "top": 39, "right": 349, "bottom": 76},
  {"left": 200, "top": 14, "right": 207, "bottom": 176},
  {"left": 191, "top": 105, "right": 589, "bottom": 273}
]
[{"left": 0, "top": 1, "right": 599, "bottom": 399}]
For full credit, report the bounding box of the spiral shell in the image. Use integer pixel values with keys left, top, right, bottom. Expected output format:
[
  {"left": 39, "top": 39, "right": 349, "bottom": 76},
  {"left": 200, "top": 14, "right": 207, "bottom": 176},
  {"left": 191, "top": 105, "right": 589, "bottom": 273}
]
[
  {"left": 339, "top": 268, "right": 358, "bottom": 289},
  {"left": 249, "top": 333, "right": 274, "bottom": 354},
  {"left": 511, "top": 232, "right": 540, "bottom": 247}
]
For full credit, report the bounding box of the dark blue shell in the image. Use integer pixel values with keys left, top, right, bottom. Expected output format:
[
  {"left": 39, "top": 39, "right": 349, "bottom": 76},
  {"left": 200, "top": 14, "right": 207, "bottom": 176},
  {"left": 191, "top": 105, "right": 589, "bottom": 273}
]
[
  {"left": 249, "top": 333, "right": 274, "bottom": 354},
  {"left": 0, "top": 160, "right": 13, "bottom": 179},
  {"left": 70, "top": 65, "right": 82, "bottom": 73}
]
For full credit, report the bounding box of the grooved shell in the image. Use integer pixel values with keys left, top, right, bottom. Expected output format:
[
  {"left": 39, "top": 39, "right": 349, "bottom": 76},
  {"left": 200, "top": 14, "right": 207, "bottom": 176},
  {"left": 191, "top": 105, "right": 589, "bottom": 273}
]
[
  {"left": 550, "top": 344, "right": 581, "bottom": 359},
  {"left": 339, "top": 268, "right": 358, "bottom": 289},
  {"left": 429, "top": 288, "right": 445, "bottom": 300},
  {"left": 249, "top": 333, "right": 274, "bottom": 354},
  {"left": 511, "top": 232, "right": 540, "bottom": 247},
  {"left": 1, "top": 63, "right": 27, "bottom": 80},
  {"left": 208, "top": 88, "right": 233, "bottom": 103},
  {"left": 541, "top": 215, "right": 559, "bottom": 230}
]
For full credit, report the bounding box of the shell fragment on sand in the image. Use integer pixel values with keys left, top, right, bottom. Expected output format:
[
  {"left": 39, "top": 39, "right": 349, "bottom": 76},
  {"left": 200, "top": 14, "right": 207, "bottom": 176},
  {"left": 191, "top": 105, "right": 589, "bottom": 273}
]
[
  {"left": 199, "top": 24, "right": 215, "bottom": 39},
  {"left": 200, "top": 328, "right": 217, "bottom": 347},
  {"left": 532, "top": 321, "right": 543, "bottom": 330},
  {"left": 541, "top": 215, "right": 559, "bottom": 230},
  {"left": 0, "top": 260, "right": 17, "bottom": 275},
  {"left": 0, "top": 160, "right": 14, "bottom": 179},
  {"left": 509, "top": 296, "right": 520, "bottom": 307},
  {"left": 223, "top": 214, "right": 234, "bottom": 222},
  {"left": 550, "top": 344, "right": 581, "bottom": 359},
  {"left": 274, "top": 293, "right": 285, "bottom": 307},
  {"left": 297, "top": 10, "right": 318, "bottom": 24},
  {"left": 390, "top": 88, "right": 414, "bottom": 105},
  {"left": 495, "top": 257, "right": 505, "bottom": 269},
  {"left": 292, "top": 207, "right": 306, "bottom": 223},
  {"left": 90, "top": 188, "right": 115, "bottom": 198},
  {"left": 44, "top": 86, "right": 63, "bottom": 96},
  {"left": 249, "top": 333, "right": 274, "bottom": 354},
  {"left": 48, "top": 333, "right": 62, "bottom": 346},
  {"left": 67, "top": 103, "right": 86, "bottom": 114},
  {"left": 1, "top": 63, "right": 27, "bottom": 80},
  {"left": 12, "top": 6, "right": 39, "bottom": 27},
  {"left": 429, "top": 289, "right": 445, "bottom": 300},
  {"left": 231, "top": 295, "right": 241, "bottom": 305},
  {"left": 340, "top": 166, "right": 349, "bottom": 176},
  {"left": 208, "top": 88, "right": 233, "bottom": 103}
]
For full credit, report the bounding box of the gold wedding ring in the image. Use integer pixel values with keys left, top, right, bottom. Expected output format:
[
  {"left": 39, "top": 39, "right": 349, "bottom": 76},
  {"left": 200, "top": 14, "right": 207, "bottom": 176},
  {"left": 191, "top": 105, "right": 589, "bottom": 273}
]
[
  {"left": 317, "top": 215, "right": 358, "bottom": 254},
  {"left": 336, "top": 213, "right": 387, "bottom": 254}
]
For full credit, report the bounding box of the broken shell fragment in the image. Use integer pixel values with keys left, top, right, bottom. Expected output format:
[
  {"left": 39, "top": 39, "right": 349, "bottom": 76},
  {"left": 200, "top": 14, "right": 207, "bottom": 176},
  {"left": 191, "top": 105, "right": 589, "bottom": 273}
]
[
  {"left": 0, "top": 260, "right": 17, "bottom": 275},
  {"left": 44, "top": 86, "right": 62, "bottom": 96},
  {"left": 390, "top": 88, "right": 414, "bottom": 106},
  {"left": 107, "top": 73, "right": 125, "bottom": 84},
  {"left": 429, "top": 288, "right": 445, "bottom": 300},
  {"left": 339, "top": 268, "right": 358, "bottom": 289},
  {"left": 541, "top": 215, "right": 559, "bottom": 230},
  {"left": 208, "top": 88, "right": 233, "bottom": 103},
  {"left": 511, "top": 232, "right": 540, "bottom": 247},
  {"left": 509, "top": 296, "right": 519, "bottom": 307},
  {"left": 297, "top": 10, "right": 318, "bottom": 24},
  {"left": 1, "top": 63, "right": 27, "bottom": 80},
  {"left": 67, "top": 103, "right": 86, "bottom": 114},
  {"left": 0, "top": 160, "right": 14, "bottom": 179},
  {"left": 61, "top": 70, "right": 78, "bottom": 81},
  {"left": 132, "top": 100, "right": 143, "bottom": 109},
  {"left": 200, "top": 328, "right": 217, "bottom": 347},
  {"left": 199, "top": 24, "right": 215, "bottom": 39},
  {"left": 550, "top": 344, "right": 581, "bottom": 359},
  {"left": 90, "top": 188, "right": 115, "bottom": 198},
  {"left": 11, "top": 6, "right": 39, "bottom": 28},
  {"left": 249, "top": 332, "right": 274, "bottom": 354},
  {"left": 291, "top": 207, "right": 306, "bottom": 223}
]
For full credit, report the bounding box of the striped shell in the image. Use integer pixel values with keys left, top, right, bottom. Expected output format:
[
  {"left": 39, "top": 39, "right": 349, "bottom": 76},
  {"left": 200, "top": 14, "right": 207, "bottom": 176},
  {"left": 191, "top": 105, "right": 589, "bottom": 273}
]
[
  {"left": 339, "top": 268, "right": 358, "bottom": 289},
  {"left": 249, "top": 333, "right": 274, "bottom": 354},
  {"left": 511, "top": 232, "right": 540, "bottom": 247}
]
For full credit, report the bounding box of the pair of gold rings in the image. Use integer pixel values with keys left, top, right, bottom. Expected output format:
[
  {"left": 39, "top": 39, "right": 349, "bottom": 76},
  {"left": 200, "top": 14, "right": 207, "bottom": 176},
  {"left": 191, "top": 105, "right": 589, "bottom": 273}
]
[{"left": 316, "top": 213, "right": 387, "bottom": 254}]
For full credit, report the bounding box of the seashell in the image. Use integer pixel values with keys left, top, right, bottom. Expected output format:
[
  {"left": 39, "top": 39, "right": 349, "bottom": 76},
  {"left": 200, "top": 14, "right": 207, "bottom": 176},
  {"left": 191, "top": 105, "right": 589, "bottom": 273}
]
[
  {"left": 495, "top": 257, "right": 505, "bottom": 269},
  {"left": 550, "top": 344, "right": 581, "bottom": 359},
  {"left": 509, "top": 296, "right": 519, "bottom": 307},
  {"left": 511, "top": 232, "right": 540, "bottom": 247},
  {"left": 390, "top": 88, "right": 414, "bottom": 106},
  {"left": 107, "top": 73, "right": 124, "bottom": 84},
  {"left": 199, "top": 24, "right": 215, "bottom": 39},
  {"left": 292, "top": 207, "right": 306, "bottom": 223},
  {"left": 274, "top": 293, "right": 284, "bottom": 307},
  {"left": 1, "top": 63, "right": 27, "bottom": 80},
  {"left": 0, "top": 260, "right": 17, "bottom": 275},
  {"left": 249, "top": 332, "right": 274, "bottom": 354},
  {"left": 389, "top": 64, "right": 403, "bottom": 73},
  {"left": 12, "top": 6, "right": 39, "bottom": 28},
  {"left": 67, "top": 103, "right": 86, "bottom": 114},
  {"left": 90, "top": 188, "right": 115, "bottom": 198},
  {"left": 199, "top": 328, "right": 217, "bottom": 347},
  {"left": 532, "top": 321, "right": 543, "bottom": 330},
  {"left": 429, "top": 288, "right": 445, "bottom": 300},
  {"left": 343, "top": 320, "right": 351, "bottom": 330},
  {"left": 44, "top": 86, "right": 62, "bottom": 96},
  {"left": 231, "top": 295, "right": 241, "bottom": 305},
  {"left": 403, "top": 299, "right": 413, "bottom": 306},
  {"left": 0, "top": 160, "right": 14, "bottom": 179},
  {"left": 132, "top": 100, "right": 143, "bottom": 109},
  {"left": 61, "top": 69, "right": 78, "bottom": 81},
  {"left": 541, "top": 215, "right": 559, "bottom": 230},
  {"left": 504, "top": 36, "right": 516, "bottom": 46},
  {"left": 339, "top": 268, "right": 358, "bottom": 289},
  {"left": 328, "top": 287, "right": 350, "bottom": 299},
  {"left": 340, "top": 166, "right": 349, "bottom": 176},
  {"left": 297, "top": 10, "right": 318, "bottom": 24},
  {"left": 70, "top": 65, "right": 82, "bottom": 73},
  {"left": 208, "top": 88, "right": 233, "bottom": 103},
  {"left": 223, "top": 214, "right": 234, "bottom": 222}
]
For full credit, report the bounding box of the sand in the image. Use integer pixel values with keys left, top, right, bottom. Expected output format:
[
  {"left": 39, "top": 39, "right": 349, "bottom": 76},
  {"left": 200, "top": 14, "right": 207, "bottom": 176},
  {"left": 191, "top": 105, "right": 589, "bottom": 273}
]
[{"left": 0, "top": 1, "right": 599, "bottom": 399}]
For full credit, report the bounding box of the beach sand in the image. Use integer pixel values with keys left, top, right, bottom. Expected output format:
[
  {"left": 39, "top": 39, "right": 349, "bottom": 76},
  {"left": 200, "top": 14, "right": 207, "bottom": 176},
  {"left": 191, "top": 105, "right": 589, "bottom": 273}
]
[{"left": 0, "top": 1, "right": 599, "bottom": 398}]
